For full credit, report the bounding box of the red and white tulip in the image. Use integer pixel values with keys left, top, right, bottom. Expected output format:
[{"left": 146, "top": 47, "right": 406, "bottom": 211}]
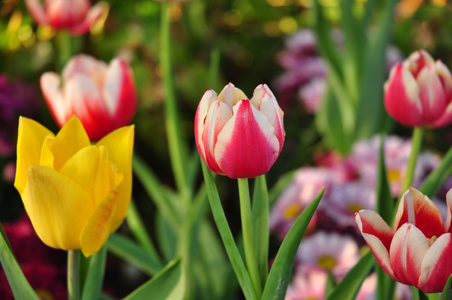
[
  {"left": 25, "top": 0, "right": 106, "bottom": 36},
  {"left": 40, "top": 54, "right": 137, "bottom": 141},
  {"left": 355, "top": 187, "right": 452, "bottom": 293},
  {"left": 195, "top": 83, "right": 285, "bottom": 179},
  {"left": 384, "top": 49, "right": 452, "bottom": 128}
]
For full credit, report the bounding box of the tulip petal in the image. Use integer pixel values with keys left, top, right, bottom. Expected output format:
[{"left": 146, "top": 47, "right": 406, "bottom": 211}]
[
  {"left": 416, "top": 66, "right": 447, "bottom": 124},
  {"left": 46, "top": 0, "right": 89, "bottom": 29},
  {"left": 215, "top": 100, "right": 280, "bottom": 178},
  {"left": 66, "top": 74, "right": 114, "bottom": 140},
  {"left": 63, "top": 54, "right": 108, "bottom": 82},
  {"left": 393, "top": 188, "right": 444, "bottom": 238},
  {"left": 432, "top": 100, "right": 452, "bottom": 128},
  {"left": 97, "top": 125, "right": 134, "bottom": 230},
  {"left": 22, "top": 166, "right": 94, "bottom": 250},
  {"left": 80, "top": 182, "right": 121, "bottom": 257},
  {"left": 217, "top": 83, "right": 248, "bottom": 109},
  {"left": 14, "top": 117, "right": 54, "bottom": 194},
  {"left": 384, "top": 64, "right": 423, "bottom": 127},
  {"left": 25, "top": 0, "right": 48, "bottom": 25},
  {"left": 390, "top": 223, "right": 429, "bottom": 286},
  {"left": 446, "top": 189, "right": 452, "bottom": 233},
  {"left": 40, "top": 73, "right": 68, "bottom": 127},
  {"left": 39, "top": 116, "right": 91, "bottom": 171},
  {"left": 202, "top": 100, "right": 233, "bottom": 174},
  {"left": 59, "top": 145, "right": 123, "bottom": 204},
  {"left": 195, "top": 90, "right": 217, "bottom": 163},
  {"left": 104, "top": 59, "right": 137, "bottom": 126},
  {"left": 355, "top": 210, "right": 396, "bottom": 280},
  {"left": 418, "top": 233, "right": 452, "bottom": 293},
  {"left": 69, "top": 2, "right": 107, "bottom": 36},
  {"left": 252, "top": 84, "right": 285, "bottom": 150}
]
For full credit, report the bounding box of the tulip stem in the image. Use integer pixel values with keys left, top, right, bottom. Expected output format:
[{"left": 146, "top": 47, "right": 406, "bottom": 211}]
[
  {"left": 58, "top": 31, "right": 72, "bottom": 71},
  {"left": 238, "top": 178, "right": 262, "bottom": 297},
  {"left": 159, "top": 2, "right": 191, "bottom": 203},
  {"left": 68, "top": 250, "right": 80, "bottom": 300},
  {"left": 397, "top": 127, "right": 424, "bottom": 206}
]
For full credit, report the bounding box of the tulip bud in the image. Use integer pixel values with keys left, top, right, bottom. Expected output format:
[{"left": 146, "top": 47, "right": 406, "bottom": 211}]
[
  {"left": 14, "top": 116, "right": 134, "bottom": 257},
  {"left": 195, "top": 83, "right": 285, "bottom": 179},
  {"left": 40, "top": 54, "right": 137, "bottom": 141},
  {"left": 384, "top": 49, "right": 452, "bottom": 128},
  {"left": 25, "top": 0, "right": 106, "bottom": 36}
]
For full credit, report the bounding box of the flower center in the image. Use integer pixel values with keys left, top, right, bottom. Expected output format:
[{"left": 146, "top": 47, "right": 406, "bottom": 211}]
[
  {"left": 387, "top": 169, "right": 401, "bottom": 183},
  {"left": 283, "top": 203, "right": 302, "bottom": 220},
  {"left": 346, "top": 202, "right": 362, "bottom": 213},
  {"left": 317, "top": 255, "right": 337, "bottom": 271},
  {"left": 428, "top": 235, "right": 438, "bottom": 247}
]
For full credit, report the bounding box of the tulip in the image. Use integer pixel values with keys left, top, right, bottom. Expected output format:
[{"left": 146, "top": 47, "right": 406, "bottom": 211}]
[
  {"left": 195, "top": 83, "right": 285, "bottom": 179},
  {"left": 14, "top": 116, "right": 134, "bottom": 257},
  {"left": 355, "top": 187, "right": 452, "bottom": 293},
  {"left": 25, "top": 0, "right": 106, "bottom": 36},
  {"left": 384, "top": 49, "right": 452, "bottom": 128},
  {"left": 40, "top": 54, "right": 137, "bottom": 141}
]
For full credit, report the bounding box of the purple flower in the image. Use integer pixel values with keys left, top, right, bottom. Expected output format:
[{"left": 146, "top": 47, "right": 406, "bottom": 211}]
[{"left": 0, "top": 75, "right": 39, "bottom": 157}]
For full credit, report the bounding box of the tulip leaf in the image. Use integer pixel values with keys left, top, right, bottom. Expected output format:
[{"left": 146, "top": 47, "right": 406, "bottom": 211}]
[
  {"left": 440, "top": 274, "right": 452, "bottom": 300},
  {"left": 127, "top": 199, "right": 163, "bottom": 269},
  {"left": 261, "top": 188, "right": 324, "bottom": 300},
  {"left": 156, "top": 211, "right": 178, "bottom": 262},
  {"left": 201, "top": 161, "right": 258, "bottom": 300},
  {"left": 411, "top": 286, "right": 428, "bottom": 300},
  {"left": 376, "top": 135, "right": 394, "bottom": 224},
  {"left": 420, "top": 146, "right": 452, "bottom": 198},
  {"left": 81, "top": 244, "right": 107, "bottom": 300},
  {"left": 326, "top": 250, "right": 375, "bottom": 300},
  {"left": 107, "top": 233, "right": 162, "bottom": 276},
  {"left": 269, "top": 170, "right": 295, "bottom": 206},
  {"left": 0, "top": 223, "right": 40, "bottom": 300},
  {"left": 252, "top": 175, "right": 269, "bottom": 288},
  {"left": 124, "top": 258, "right": 184, "bottom": 300}
]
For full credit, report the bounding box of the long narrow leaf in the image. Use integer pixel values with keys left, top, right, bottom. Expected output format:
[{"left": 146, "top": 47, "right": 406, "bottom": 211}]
[
  {"left": 252, "top": 175, "right": 269, "bottom": 288},
  {"left": 261, "top": 188, "right": 324, "bottom": 300},
  {"left": 107, "top": 233, "right": 162, "bottom": 276},
  {"left": 326, "top": 250, "right": 375, "bottom": 300},
  {"left": 420, "top": 146, "right": 452, "bottom": 198},
  {"left": 127, "top": 199, "right": 163, "bottom": 269},
  {"left": 440, "top": 274, "right": 452, "bottom": 300},
  {"left": 81, "top": 244, "right": 108, "bottom": 300},
  {"left": 201, "top": 161, "right": 258, "bottom": 300},
  {"left": 0, "top": 223, "right": 40, "bottom": 300},
  {"left": 124, "top": 258, "right": 184, "bottom": 300},
  {"left": 376, "top": 135, "right": 393, "bottom": 223}
]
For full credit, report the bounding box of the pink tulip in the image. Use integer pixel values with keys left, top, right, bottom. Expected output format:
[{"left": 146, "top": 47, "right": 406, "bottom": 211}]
[
  {"left": 25, "top": 0, "right": 106, "bottom": 36},
  {"left": 40, "top": 54, "right": 137, "bottom": 141},
  {"left": 384, "top": 49, "right": 452, "bottom": 128},
  {"left": 355, "top": 187, "right": 452, "bottom": 293},
  {"left": 195, "top": 83, "right": 285, "bottom": 179}
]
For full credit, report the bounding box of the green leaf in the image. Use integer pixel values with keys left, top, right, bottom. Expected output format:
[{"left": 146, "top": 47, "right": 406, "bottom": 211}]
[
  {"left": 0, "top": 223, "right": 40, "bottom": 300},
  {"left": 107, "top": 233, "right": 162, "bottom": 276},
  {"left": 375, "top": 135, "right": 394, "bottom": 223},
  {"left": 420, "top": 146, "right": 452, "bottom": 198},
  {"left": 440, "top": 274, "right": 452, "bottom": 300},
  {"left": 252, "top": 175, "right": 269, "bottom": 288},
  {"left": 269, "top": 170, "right": 295, "bottom": 206},
  {"left": 127, "top": 199, "right": 163, "bottom": 269},
  {"left": 156, "top": 212, "right": 178, "bottom": 262},
  {"left": 261, "top": 188, "right": 324, "bottom": 300},
  {"left": 411, "top": 286, "right": 428, "bottom": 300},
  {"left": 81, "top": 244, "right": 108, "bottom": 300},
  {"left": 201, "top": 161, "right": 258, "bottom": 300},
  {"left": 326, "top": 250, "right": 375, "bottom": 300},
  {"left": 124, "top": 258, "right": 184, "bottom": 300}
]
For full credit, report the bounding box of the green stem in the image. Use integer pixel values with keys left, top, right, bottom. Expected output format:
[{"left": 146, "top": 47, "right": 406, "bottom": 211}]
[
  {"left": 68, "top": 250, "right": 80, "bottom": 300},
  {"left": 58, "top": 31, "right": 72, "bottom": 70},
  {"left": 201, "top": 162, "right": 258, "bottom": 300},
  {"left": 160, "top": 2, "right": 190, "bottom": 203},
  {"left": 238, "top": 178, "right": 262, "bottom": 297},
  {"left": 396, "top": 127, "right": 424, "bottom": 208}
]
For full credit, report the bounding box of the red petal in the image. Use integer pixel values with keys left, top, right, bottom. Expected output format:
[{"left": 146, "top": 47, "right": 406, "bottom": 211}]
[{"left": 418, "top": 233, "right": 452, "bottom": 293}]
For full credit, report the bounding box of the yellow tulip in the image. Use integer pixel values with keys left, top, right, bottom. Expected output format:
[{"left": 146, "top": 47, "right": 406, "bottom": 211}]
[{"left": 14, "top": 116, "right": 134, "bottom": 257}]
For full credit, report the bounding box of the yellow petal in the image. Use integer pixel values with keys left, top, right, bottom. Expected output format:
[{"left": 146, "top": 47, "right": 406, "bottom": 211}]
[
  {"left": 80, "top": 183, "right": 122, "bottom": 257},
  {"left": 97, "top": 125, "right": 134, "bottom": 230},
  {"left": 14, "top": 117, "right": 54, "bottom": 194},
  {"left": 48, "top": 115, "right": 91, "bottom": 171},
  {"left": 22, "top": 166, "right": 94, "bottom": 250},
  {"left": 59, "top": 145, "right": 123, "bottom": 204}
]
